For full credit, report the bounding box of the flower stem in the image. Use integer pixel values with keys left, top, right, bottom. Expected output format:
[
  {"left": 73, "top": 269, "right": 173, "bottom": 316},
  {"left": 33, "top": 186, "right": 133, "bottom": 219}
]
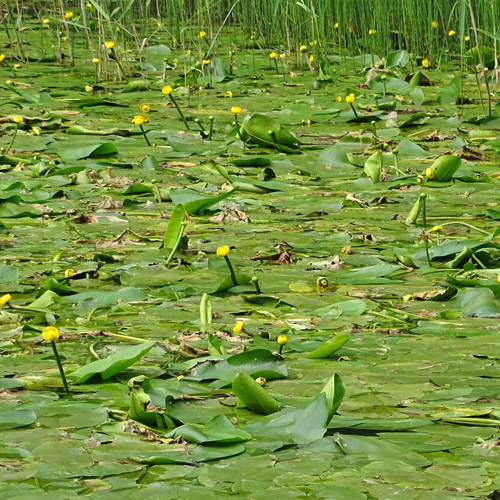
[
  {"left": 208, "top": 116, "right": 214, "bottom": 140},
  {"left": 234, "top": 114, "right": 243, "bottom": 142},
  {"left": 349, "top": 103, "right": 359, "bottom": 123},
  {"left": 252, "top": 277, "right": 261, "bottom": 294},
  {"left": 169, "top": 94, "right": 191, "bottom": 130},
  {"left": 224, "top": 255, "right": 238, "bottom": 287},
  {"left": 424, "top": 238, "right": 432, "bottom": 267},
  {"left": 139, "top": 124, "right": 151, "bottom": 146},
  {"left": 6, "top": 124, "right": 19, "bottom": 153},
  {"left": 51, "top": 340, "right": 69, "bottom": 394},
  {"left": 422, "top": 195, "right": 427, "bottom": 229}
]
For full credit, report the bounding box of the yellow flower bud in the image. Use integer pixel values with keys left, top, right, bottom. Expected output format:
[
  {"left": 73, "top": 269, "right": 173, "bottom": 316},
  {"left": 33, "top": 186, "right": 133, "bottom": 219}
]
[
  {"left": 336, "top": 96, "right": 342, "bottom": 102},
  {"left": 299, "top": 45, "right": 307, "bottom": 52},
  {"left": 105, "top": 41, "right": 115, "bottom": 49},
  {"left": 334, "top": 22, "right": 339, "bottom": 29},
  {"left": 115, "top": 26, "right": 121, "bottom": 32},
  {"left": 497, "top": 275, "right": 500, "bottom": 284},
  {"left": 422, "top": 58, "right": 430, "bottom": 68},
  {"left": 140, "top": 103, "right": 151, "bottom": 113},
  {"left": 64, "top": 11, "right": 74, "bottom": 19},
  {"left": 198, "top": 30, "right": 207, "bottom": 39},
  {"left": 0, "top": 54, "right": 5, "bottom": 63},
  {"left": 13, "top": 116, "right": 23, "bottom": 124},
  {"left": 309, "top": 54, "right": 314, "bottom": 63},
  {"left": 202, "top": 59, "right": 211, "bottom": 66},
  {"left": 368, "top": 29, "right": 377, "bottom": 35},
  {"left": 92, "top": 57, "right": 100, "bottom": 64},
  {"left": 162, "top": 85, "right": 173, "bottom": 95},
  {"left": 132, "top": 115, "right": 145, "bottom": 126},
  {"left": 425, "top": 167, "right": 435, "bottom": 179},
  {"left": 448, "top": 30, "right": 456, "bottom": 37},
  {"left": 43, "top": 18, "right": 50, "bottom": 25},
  {"left": 216, "top": 245, "right": 230, "bottom": 257},
  {"left": 233, "top": 320, "right": 245, "bottom": 335},
  {"left": 255, "top": 377, "right": 266, "bottom": 386},
  {"left": 85, "top": 85, "right": 93, "bottom": 92},
  {"left": 42, "top": 326, "right": 60, "bottom": 342},
  {"left": 431, "top": 21, "right": 439, "bottom": 29},
  {"left": 431, "top": 225, "right": 443, "bottom": 233},
  {"left": 269, "top": 51, "right": 278, "bottom": 59},
  {"left": 231, "top": 106, "right": 242, "bottom": 115},
  {"left": 225, "top": 90, "right": 233, "bottom": 99},
  {"left": 464, "top": 35, "right": 470, "bottom": 42},
  {"left": 64, "top": 269, "right": 75, "bottom": 278},
  {"left": 277, "top": 335, "right": 288, "bottom": 345},
  {"left": 0, "top": 294, "right": 12, "bottom": 307}
]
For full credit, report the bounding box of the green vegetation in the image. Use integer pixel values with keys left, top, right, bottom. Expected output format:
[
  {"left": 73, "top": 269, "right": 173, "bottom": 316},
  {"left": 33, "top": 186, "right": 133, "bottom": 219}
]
[{"left": 3, "top": 0, "right": 500, "bottom": 498}]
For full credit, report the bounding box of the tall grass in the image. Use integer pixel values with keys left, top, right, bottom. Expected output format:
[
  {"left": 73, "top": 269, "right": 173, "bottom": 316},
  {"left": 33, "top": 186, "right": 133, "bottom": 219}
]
[{"left": 11, "top": 0, "right": 500, "bottom": 62}]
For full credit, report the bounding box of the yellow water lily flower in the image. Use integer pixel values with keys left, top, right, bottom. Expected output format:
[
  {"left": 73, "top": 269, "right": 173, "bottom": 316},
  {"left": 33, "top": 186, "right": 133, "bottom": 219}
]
[
  {"left": 64, "top": 269, "right": 75, "bottom": 278},
  {"left": 368, "top": 29, "right": 377, "bottom": 35},
  {"left": 202, "top": 59, "right": 210, "bottom": 65},
  {"left": 0, "top": 54, "right": 5, "bottom": 63},
  {"left": 43, "top": 18, "right": 50, "bottom": 25},
  {"left": 309, "top": 54, "right": 314, "bottom": 63},
  {"left": 448, "top": 30, "right": 456, "bottom": 37},
  {"left": 225, "top": 91, "right": 233, "bottom": 98},
  {"left": 464, "top": 35, "right": 470, "bottom": 42},
  {"left": 431, "top": 225, "right": 443, "bottom": 233},
  {"left": 277, "top": 335, "right": 288, "bottom": 345},
  {"left": 299, "top": 45, "right": 307, "bottom": 52},
  {"left": 42, "top": 326, "right": 60, "bottom": 342},
  {"left": 64, "top": 11, "right": 74, "bottom": 19},
  {"left": 422, "top": 58, "right": 430, "bottom": 68},
  {"left": 346, "top": 93, "right": 355, "bottom": 103},
  {"left": 216, "top": 245, "right": 230, "bottom": 257},
  {"left": 31, "top": 127, "right": 41, "bottom": 136},
  {"left": 269, "top": 51, "right": 278, "bottom": 59},
  {"left": 336, "top": 96, "right": 342, "bottom": 102},
  {"left": 425, "top": 167, "right": 435, "bottom": 179},
  {"left": 233, "top": 321, "right": 244, "bottom": 335},
  {"left": 85, "top": 85, "right": 93, "bottom": 92},
  {"left": 334, "top": 22, "right": 339, "bottom": 29},
  {"left": 105, "top": 41, "right": 115, "bottom": 49},
  {"left": 140, "top": 103, "right": 151, "bottom": 113},
  {"left": 0, "top": 294, "right": 12, "bottom": 307},
  {"left": 13, "top": 116, "right": 23, "bottom": 124},
  {"left": 403, "top": 294, "right": 412, "bottom": 302},
  {"left": 431, "top": 21, "right": 439, "bottom": 28},
  {"left": 132, "top": 115, "right": 145, "bottom": 126},
  {"left": 162, "top": 85, "right": 173, "bottom": 95},
  {"left": 198, "top": 30, "right": 207, "bottom": 39},
  {"left": 92, "top": 57, "right": 100, "bottom": 64},
  {"left": 231, "top": 106, "right": 242, "bottom": 115}
]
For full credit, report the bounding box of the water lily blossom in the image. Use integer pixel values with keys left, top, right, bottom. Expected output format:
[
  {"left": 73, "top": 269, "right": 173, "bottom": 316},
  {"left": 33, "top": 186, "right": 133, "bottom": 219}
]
[
  {"left": 0, "top": 294, "right": 12, "bottom": 307},
  {"left": 233, "top": 321, "right": 245, "bottom": 335}
]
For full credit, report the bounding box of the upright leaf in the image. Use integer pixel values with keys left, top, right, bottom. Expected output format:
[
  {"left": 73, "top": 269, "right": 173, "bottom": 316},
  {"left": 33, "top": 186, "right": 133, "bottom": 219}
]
[
  {"left": 232, "top": 372, "right": 280, "bottom": 415},
  {"left": 364, "top": 151, "right": 382, "bottom": 183}
]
